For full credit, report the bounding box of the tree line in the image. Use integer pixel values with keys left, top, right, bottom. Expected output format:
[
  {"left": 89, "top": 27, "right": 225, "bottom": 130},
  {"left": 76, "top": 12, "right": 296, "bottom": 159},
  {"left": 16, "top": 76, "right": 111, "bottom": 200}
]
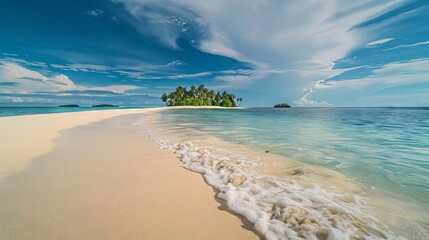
[{"left": 160, "top": 85, "right": 242, "bottom": 107}]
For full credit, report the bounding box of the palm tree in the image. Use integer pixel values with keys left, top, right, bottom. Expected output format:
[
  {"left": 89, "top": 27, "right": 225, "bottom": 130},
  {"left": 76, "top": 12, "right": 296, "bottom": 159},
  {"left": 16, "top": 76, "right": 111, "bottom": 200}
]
[
  {"left": 175, "top": 86, "right": 186, "bottom": 101},
  {"left": 160, "top": 93, "right": 168, "bottom": 103},
  {"left": 215, "top": 92, "right": 222, "bottom": 105},
  {"left": 197, "top": 84, "right": 207, "bottom": 100},
  {"left": 189, "top": 85, "right": 197, "bottom": 98}
]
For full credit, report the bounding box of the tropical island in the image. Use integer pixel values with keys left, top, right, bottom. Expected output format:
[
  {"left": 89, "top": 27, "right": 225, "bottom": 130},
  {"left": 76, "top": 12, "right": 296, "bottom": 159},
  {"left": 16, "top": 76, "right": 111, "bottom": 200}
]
[
  {"left": 92, "top": 104, "right": 119, "bottom": 107},
  {"left": 161, "top": 85, "right": 242, "bottom": 107},
  {"left": 58, "top": 104, "right": 80, "bottom": 107},
  {"left": 274, "top": 103, "right": 291, "bottom": 108}
]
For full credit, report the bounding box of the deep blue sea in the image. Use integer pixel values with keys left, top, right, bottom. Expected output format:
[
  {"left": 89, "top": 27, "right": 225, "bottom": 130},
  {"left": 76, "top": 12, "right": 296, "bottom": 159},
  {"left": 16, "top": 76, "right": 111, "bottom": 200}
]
[{"left": 158, "top": 107, "right": 429, "bottom": 206}]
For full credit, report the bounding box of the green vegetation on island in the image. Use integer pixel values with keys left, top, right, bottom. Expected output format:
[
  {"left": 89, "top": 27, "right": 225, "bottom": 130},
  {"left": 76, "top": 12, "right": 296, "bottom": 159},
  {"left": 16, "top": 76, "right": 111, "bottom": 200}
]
[
  {"left": 92, "top": 104, "right": 119, "bottom": 107},
  {"left": 161, "top": 85, "right": 242, "bottom": 107},
  {"left": 274, "top": 103, "right": 291, "bottom": 108},
  {"left": 58, "top": 104, "right": 80, "bottom": 107}
]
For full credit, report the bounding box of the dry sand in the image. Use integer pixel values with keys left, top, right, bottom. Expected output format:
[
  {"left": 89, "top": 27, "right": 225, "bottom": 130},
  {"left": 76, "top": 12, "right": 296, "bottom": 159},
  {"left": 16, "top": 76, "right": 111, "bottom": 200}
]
[{"left": 0, "top": 108, "right": 258, "bottom": 240}]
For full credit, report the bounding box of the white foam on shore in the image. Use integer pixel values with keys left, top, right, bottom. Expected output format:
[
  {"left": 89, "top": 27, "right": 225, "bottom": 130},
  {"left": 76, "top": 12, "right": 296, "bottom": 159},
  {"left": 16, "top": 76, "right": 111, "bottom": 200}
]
[{"left": 136, "top": 116, "right": 404, "bottom": 240}]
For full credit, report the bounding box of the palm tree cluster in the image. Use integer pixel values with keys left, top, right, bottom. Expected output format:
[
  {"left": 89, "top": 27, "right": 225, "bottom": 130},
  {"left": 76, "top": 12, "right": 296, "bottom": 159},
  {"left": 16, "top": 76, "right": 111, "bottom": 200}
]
[{"left": 160, "top": 85, "right": 242, "bottom": 107}]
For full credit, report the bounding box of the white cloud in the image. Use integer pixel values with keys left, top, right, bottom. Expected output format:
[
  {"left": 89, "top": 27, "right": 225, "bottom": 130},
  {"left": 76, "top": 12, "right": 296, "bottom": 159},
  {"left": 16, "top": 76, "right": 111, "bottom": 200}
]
[
  {"left": 112, "top": 2, "right": 195, "bottom": 49},
  {"left": 316, "top": 58, "right": 429, "bottom": 89},
  {"left": 2, "top": 53, "right": 19, "bottom": 57},
  {"left": 50, "top": 59, "right": 172, "bottom": 80},
  {"left": 0, "top": 61, "right": 139, "bottom": 95},
  {"left": 166, "top": 59, "right": 186, "bottom": 66},
  {"left": 4, "top": 57, "right": 47, "bottom": 67},
  {"left": 311, "top": 59, "right": 429, "bottom": 106},
  {"left": 113, "top": 0, "right": 408, "bottom": 92},
  {"left": 2, "top": 97, "right": 24, "bottom": 103},
  {"left": 384, "top": 40, "right": 429, "bottom": 51},
  {"left": 50, "top": 63, "right": 110, "bottom": 73},
  {"left": 294, "top": 87, "right": 334, "bottom": 107},
  {"left": 365, "top": 38, "right": 394, "bottom": 46},
  {"left": 85, "top": 10, "right": 105, "bottom": 17},
  {"left": 148, "top": 71, "right": 212, "bottom": 80}
]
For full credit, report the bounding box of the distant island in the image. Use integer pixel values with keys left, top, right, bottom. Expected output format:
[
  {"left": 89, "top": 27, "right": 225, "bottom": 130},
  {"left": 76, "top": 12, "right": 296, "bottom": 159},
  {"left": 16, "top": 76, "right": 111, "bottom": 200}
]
[
  {"left": 161, "top": 85, "right": 242, "bottom": 107},
  {"left": 274, "top": 103, "right": 291, "bottom": 108},
  {"left": 92, "top": 104, "right": 119, "bottom": 107},
  {"left": 58, "top": 104, "right": 80, "bottom": 107}
]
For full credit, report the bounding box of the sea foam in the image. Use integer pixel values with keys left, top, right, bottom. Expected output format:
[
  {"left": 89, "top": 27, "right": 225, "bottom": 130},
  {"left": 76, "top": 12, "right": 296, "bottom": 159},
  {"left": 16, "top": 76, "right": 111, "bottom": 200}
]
[{"left": 136, "top": 116, "right": 403, "bottom": 240}]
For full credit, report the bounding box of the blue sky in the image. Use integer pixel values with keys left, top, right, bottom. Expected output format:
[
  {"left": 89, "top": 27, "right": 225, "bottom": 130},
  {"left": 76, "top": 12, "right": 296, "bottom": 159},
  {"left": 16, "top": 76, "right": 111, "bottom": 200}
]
[{"left": 1, "top": 0, "right": 428, "bottom": 107}]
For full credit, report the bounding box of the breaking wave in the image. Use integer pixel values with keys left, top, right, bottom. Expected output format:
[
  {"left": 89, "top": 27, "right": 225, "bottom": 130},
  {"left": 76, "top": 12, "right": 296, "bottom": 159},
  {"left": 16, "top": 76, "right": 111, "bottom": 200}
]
[{"left": 136, "top": 116, "right": 403, "bottom": 240}]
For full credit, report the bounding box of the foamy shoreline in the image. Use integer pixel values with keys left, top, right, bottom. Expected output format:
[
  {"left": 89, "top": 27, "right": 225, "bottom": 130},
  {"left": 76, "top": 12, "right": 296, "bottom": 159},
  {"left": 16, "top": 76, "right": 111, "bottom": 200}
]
[
  {"left": 139, "top": 111, "right": 406, "bottom": 240},
  {"left": 0, "top": 106, "right": 258, "bottom": 240}
]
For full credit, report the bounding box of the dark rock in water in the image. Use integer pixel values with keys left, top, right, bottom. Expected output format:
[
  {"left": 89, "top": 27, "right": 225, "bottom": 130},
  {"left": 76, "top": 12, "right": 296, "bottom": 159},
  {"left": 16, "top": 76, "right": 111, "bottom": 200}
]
[
  {"left": 92, "top": 104, "right": 119, "bottom": 107},
  {"left": 265, "top": 150, "right": 270, "bottom": 153},
  {"left": 58, "top": 104, "right": 79, "bottom": 107},
  {"left": 274, "top": 103, "right": 291, "bottom": 108}
]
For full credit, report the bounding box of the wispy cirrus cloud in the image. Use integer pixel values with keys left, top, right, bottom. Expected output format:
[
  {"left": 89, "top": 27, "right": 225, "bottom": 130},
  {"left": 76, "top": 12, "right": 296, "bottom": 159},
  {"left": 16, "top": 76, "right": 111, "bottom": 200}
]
[
  {"left": 166, "top": 59, "right": 186, "bottom": 66},
  {"left": 113, "top": 0, "right": 412, "bottom": 106},
  {"left": 127, "top": 71, "right": 212, "bottom": 80},
  {"left": 2, "top": 53, "right": 19, "bottom": 57},
  {"left": 114, "top": 1, "right": 405, "bottom": 71},
  {"left": 383, "top": 40, "right": 429, "bottom": 51},
  {"left": 2, "top": 96, "right": 24, "bottom": 102},
  {"left": 85, "top": 9, "right": 105, "bottom": 17},
  {"left": 3, "top": 57, "right": 47, "bottom": 67},
  {"left": 50, "top": 63, "right": 110, "bottom": 73},
  {"left": 50, "top": 58, "right": 180, "bottom": 79},
  {"left": 317, "top": 58, "right": 429, "bottom": 89},
  {"left": 365, "top": 38, "right": 394, "bottom": 46}
]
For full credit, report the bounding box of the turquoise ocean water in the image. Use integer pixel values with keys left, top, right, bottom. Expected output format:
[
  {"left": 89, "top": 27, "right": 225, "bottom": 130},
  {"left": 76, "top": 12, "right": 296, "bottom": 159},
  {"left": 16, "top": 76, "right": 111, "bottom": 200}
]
[
  {"left": 157, "top": 108, "right": 429, "bottom": 206},
  {"left": 4, "top": 106, "right": 428, "bottom": 238}
]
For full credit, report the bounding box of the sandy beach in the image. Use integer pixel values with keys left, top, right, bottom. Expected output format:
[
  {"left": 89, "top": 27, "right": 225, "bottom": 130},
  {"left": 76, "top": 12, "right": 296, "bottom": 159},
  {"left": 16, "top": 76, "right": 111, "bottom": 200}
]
[{"left": 0, "top": 108, "right": 259, "bottom": 240}]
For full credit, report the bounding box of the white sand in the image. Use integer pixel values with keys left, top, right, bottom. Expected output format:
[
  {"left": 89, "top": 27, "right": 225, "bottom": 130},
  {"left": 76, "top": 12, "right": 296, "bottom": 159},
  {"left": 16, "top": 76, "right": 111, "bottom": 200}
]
[{"left": 0, "top": 108, "right": 258, "bottom": 240}]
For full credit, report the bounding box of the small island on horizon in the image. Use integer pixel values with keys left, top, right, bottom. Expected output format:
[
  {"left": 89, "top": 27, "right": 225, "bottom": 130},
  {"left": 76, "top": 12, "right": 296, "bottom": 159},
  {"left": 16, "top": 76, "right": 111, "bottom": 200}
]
[
  {"left": 58, "top": 104, "right": 80, "bottom": 108},
  {"left": 58, "top": 104, "right": 119, "bottom": 108},
  {"left": 161, "top": 85, "right": 242, "bottom": 107},
  {"left": 92, "top": 104, "right": 119, "bottom": 108},
  {"left": 274, "top": 103, "right": 291, "bottom": 108}
]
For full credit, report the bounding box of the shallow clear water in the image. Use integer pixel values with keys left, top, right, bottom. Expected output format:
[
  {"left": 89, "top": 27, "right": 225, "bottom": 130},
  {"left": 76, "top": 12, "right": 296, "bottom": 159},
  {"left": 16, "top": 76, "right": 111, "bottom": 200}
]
[
  {"left": 158, "top": 107, "right": 429, "bottom": 206},
  {"left": 0, "top": 107, "right": 146, "bottom": 117}
]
